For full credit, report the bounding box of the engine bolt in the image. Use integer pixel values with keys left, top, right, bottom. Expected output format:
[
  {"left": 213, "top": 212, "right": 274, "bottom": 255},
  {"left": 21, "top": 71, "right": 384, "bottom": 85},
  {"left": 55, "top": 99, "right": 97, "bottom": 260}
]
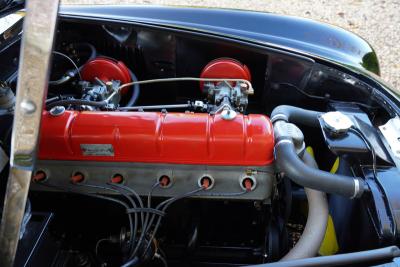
[
  {"left": 221, "top": 108, "right": 237, "bottom": 121},
  {"left": 49, "top": 105, "right": 65, "bottom": 116},
  {"left": 106, "top": 81, "right": 113, "bottom": 91}
]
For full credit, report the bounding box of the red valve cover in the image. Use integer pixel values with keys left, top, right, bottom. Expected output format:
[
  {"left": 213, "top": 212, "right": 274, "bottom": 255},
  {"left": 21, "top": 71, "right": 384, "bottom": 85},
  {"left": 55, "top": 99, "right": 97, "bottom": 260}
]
[{"left": 38, "top": 111, "right": 274, "bottom": 166}]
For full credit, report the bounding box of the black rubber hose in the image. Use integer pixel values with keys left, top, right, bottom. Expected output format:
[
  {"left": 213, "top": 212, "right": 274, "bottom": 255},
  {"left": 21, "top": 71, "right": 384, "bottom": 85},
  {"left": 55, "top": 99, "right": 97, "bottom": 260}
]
[
  {"left": 46, "top": 99, "right": 107, "bottom": 109},
  {"left": 78, "top": 43, "right": 97, "bottom": 63},
  {"left": 49, "top": 43, "right": 97, "bottom": 86},
  {"left": 71, "top": 42, "right": 97, "bottom": 75},
  {"left": 271, "top": 104, "right": 366, "bottom": 198},
  {"left": 125, "top": 69, "right": 140, "bottom": 107},
  {"left": 275, "top": 140, "right": 364, "bottom": 198},
  {"left": 246, "top": 246, "right": 400, "bottom": 267},
  {"left": 271, "top": 105, "right": 323, "bottom": 127}
]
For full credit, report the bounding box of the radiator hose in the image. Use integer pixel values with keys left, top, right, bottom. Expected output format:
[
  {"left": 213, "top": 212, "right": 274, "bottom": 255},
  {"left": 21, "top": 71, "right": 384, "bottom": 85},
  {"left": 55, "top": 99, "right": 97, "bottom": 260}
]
[
  {"left": 272, "top": 105, "right": 365, "bottom": 198},
  {"left": 271, "top": 105, "right": 322, "bottom": 127},
  {"left": 280, "top": 151, "right": 328, "bottom": 261}
]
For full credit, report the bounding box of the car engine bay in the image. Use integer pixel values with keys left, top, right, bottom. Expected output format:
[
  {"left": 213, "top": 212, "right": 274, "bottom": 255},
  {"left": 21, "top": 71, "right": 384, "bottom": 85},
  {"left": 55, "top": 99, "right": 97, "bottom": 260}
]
[{"left": 1, "top": 16, "right": 400, "bottom": 267}]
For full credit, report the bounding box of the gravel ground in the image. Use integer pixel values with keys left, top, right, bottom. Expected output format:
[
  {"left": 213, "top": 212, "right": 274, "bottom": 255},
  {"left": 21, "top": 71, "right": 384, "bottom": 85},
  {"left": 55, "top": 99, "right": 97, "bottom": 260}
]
[{"left": 63, "top": 0, "right": 400, "bottom": 90}]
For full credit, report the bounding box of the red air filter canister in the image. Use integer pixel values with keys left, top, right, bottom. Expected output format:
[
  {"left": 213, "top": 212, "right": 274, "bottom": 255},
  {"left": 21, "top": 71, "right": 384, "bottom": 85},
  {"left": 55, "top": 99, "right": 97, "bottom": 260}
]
[
  {"left": 80, "top": 57, "right": 132, "bottom": 94},
  {"left": 200, "top": 58, "right": 251, "bottom": 90}
]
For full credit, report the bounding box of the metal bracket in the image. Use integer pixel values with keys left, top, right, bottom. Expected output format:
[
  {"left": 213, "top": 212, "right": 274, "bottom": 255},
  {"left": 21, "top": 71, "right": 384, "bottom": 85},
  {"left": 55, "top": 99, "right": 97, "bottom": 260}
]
[
  {"left": 379, "top": 116, "right": 400, "bottom": 159},
  {"left": 0, "top": 0, "right": 60, "bottom": 266}
]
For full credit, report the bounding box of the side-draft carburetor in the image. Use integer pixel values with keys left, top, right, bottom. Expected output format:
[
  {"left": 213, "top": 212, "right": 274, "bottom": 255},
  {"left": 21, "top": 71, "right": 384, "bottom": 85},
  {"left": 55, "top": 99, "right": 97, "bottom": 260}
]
[{"left": 200, "top": 58, "right": 254, "bottom": 117}]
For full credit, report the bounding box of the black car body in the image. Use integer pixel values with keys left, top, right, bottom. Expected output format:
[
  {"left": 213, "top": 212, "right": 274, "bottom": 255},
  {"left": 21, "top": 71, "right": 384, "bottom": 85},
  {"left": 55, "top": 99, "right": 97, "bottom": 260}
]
[{"left": 0, "top": 4, "right": 400, "bottom": 267}]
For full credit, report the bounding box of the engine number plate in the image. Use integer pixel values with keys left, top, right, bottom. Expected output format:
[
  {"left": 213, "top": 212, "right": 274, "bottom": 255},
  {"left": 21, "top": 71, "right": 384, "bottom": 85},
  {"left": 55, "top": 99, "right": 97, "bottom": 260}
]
[{"left": 80, "top": 144, "right": 115, "bottom": 156}]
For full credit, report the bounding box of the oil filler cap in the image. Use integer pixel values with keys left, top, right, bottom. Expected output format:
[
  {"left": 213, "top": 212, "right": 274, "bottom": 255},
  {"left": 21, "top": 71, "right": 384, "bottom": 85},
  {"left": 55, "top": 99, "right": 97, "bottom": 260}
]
[{"left": 321, "top": 111, "right": 353, "bottom": 135}]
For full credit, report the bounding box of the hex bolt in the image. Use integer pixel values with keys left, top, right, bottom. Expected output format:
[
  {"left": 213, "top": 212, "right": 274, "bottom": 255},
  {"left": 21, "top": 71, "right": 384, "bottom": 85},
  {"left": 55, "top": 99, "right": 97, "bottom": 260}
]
[
  {"left": 106, "top": 81, "right": 113, "bottom": 91},
  {"left": 221, "top": 108, "right": 237, "bottom": 120},
  {"left": 49, "top": 105, "right": 65, "bottom": 116}
]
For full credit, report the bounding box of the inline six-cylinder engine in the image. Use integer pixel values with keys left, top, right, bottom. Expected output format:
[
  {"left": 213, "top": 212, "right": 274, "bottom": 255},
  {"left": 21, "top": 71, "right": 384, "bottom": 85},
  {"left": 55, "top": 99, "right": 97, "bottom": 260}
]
[{"left": 34, "top": 58, "right": 275, "bottom": 200}]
